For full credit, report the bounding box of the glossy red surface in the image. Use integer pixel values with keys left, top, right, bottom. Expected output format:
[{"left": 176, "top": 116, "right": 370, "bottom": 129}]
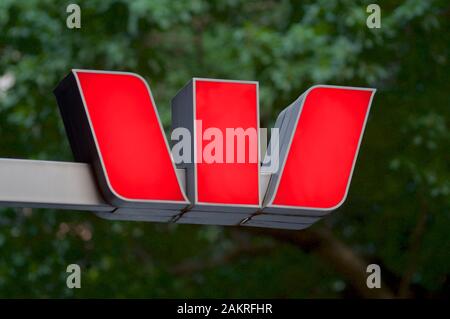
[
  {"left": 76, "top": 71, "right": 185, "bottom": 202},
  {"left": 272, "top": 86, "right": 374, "bottom": 209}
]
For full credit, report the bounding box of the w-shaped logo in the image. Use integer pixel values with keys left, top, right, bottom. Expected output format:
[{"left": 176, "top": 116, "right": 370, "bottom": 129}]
[{"left": 53, "top": 70, "right": 375, "bottom": 229}]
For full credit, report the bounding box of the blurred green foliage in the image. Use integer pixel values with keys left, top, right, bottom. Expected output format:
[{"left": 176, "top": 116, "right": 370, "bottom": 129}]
[{"left": 0, "top": 0, "right": 449, "bottom": 297}]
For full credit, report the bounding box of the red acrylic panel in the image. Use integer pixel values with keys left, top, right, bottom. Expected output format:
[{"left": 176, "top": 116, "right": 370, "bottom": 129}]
[
  {"left": 272, "top": 86, "right": 375, "bottom": 209},
  {"left": 75, "top": 70, "right": 186, "bottom": 203},
  {"left": 194, "top": 79, "right": 260, "bottom": 206}
]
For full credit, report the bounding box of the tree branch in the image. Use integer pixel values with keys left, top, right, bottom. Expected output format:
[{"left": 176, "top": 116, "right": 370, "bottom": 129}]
[
  {"left": 170, "top": 242, "right": 275, "bottom": 276},
  {"left": 244, "top": 226, "right": 395, "bottom": 299},
  {"left": 398, "top": 197, "right": 429, "bottom": 297}
]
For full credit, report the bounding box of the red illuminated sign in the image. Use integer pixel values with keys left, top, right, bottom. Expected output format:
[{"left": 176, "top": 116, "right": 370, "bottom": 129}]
[
  {"left": 54, "top": 70, "right": 189, "bottom": 213},
  {"left": 172, "top": 79, "right": 260, "bottom": 224},
  {"left": 257, "top": 86, "right": 375, "bottom": 227},
  {"left": 54, "top": 69, "right": 375, "bottom": 229}
]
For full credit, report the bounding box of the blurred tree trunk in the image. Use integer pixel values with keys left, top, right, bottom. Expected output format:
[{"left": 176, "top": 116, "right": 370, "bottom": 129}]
[{"left": 247, "top": 226, "right": 395, "bottom": 298}]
